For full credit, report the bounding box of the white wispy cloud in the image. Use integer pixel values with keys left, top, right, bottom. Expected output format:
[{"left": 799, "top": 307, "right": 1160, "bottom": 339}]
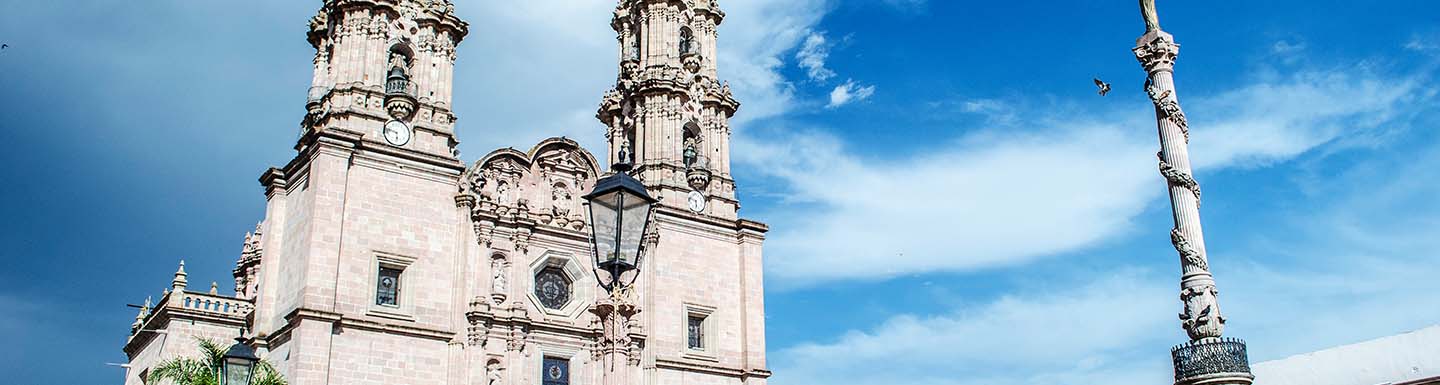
[
  {"left": 1404, "top": 33, "right": 1438, "bottom": 53},
  {"left": 743, "top": 66, "right": 1425, "bottom": 286},
  {"left": 773, "top": 270, "right": 1175, "bottom": 385},
  {"left": 797, "top": 31, "right": 837, "bottom": 82},
  {"left": 769, "top": 135, "right": 1440, "bottom": 385},
  {"left": 718, "top": 0, "right": 830, "bottom": 125},
  {"left": 827, "top": 79, "right": 877, "bottom": 108}
]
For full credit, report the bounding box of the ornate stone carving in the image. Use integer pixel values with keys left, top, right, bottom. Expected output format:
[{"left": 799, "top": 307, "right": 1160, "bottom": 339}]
[
  {"left": 1147, "top": 78, "right": 1189, "bottom": 141},
  {"left": 1170, "top": 228, "right": 1209, "bottom": 271},
  {"left": 1179, "top": 285, "right": 1225, "bottom": 339},
  {"left": 1158, "top": 154, "right": 1201, "bottom": 204},
  {"left": 1133, "top": 33, "right": 1180, "bottom": 73},
  {"left": 486, "top": 359, "right": 504, "bottom": 385},
  {"left": 475, "top": 219, "right": 496, "bottom": 247},
  {"left": 590, "top": 290, "right": 643, "bottom": 370},
  {"left": 491, "top": 256, "right": 509, "bottom": 302},
  {"left": 511, "top": 227, "right": 532, "bottom": 254}
]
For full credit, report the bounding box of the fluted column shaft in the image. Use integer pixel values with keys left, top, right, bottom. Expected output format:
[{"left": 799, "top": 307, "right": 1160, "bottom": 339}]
[
  {"left": 1136, "top": 24, "right": 1254, "bottom": 385},
  {"left": 1136, "top": 29, "right": 1229, "bottom": 342}
]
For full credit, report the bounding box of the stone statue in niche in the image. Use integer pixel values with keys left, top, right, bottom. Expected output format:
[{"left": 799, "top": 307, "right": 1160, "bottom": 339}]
[
  {"left": 551, "top": 182, "right": 573, "bottom": 226},
  {"left": 496, "top": 180, "right": 512, "bottom": 206},
  {"left": 491, "top": 257, "right": 508, "bottom": 295},
  {"left": 486, "top": 359, "right": 504, "bottom": 385}
]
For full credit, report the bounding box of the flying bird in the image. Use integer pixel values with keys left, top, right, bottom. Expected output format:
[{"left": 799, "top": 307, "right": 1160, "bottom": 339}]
[{"left": 1093, "top": 78, "right": 1111, "bottom": 96}]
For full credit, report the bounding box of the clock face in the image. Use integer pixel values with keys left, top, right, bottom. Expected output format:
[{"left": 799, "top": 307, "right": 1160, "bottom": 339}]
[
  {"left": 383, "top": 120, "right": 411, "bottom": 146},
  {"left": 687, "top": 190, "right": 706, "bottom": 213}
]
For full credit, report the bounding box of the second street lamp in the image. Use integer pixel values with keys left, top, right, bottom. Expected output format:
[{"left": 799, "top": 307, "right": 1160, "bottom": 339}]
[
  {"left": 218, "top": 336, "right": 258, "bottom": 385},
  {"left": 583, "top": 161, "right": 657, "bottom": 293}
]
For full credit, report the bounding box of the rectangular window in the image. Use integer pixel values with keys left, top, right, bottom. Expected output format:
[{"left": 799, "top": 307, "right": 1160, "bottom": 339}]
[
  {"left": 376, "top": 266, "right": 402, "bottom": 307},
  {"left": 542, "top": 357, "right": 570, "bottom": 385},
  {"left": 687, "top": 314, "right": 706, "bottom": 350}
]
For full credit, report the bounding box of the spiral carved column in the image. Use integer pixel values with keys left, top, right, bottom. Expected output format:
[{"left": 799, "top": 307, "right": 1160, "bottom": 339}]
[{"left": 1133, "top": 3, "right": 1253, "bottom": 384}]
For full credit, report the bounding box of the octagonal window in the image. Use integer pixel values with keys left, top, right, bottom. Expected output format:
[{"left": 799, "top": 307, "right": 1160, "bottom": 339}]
[{"left": 534, "top": 267, "right": 572, "bottom": 310}]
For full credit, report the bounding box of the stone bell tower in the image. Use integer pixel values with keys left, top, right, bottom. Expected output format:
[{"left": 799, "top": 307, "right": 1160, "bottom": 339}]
[
  {"left": 301, "top": 0, "right": 466, "bottom": 161},
  {"left": 245, "top": 1, "right": 472, "bottom": 384},
  {"left": 597, "top": 0, "right": 741, "bottom": 219}
]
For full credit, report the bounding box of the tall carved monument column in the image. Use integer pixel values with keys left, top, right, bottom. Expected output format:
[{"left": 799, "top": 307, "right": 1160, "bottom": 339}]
[{"left": 1132, "top": 2, "right": 1254, "bottom": 384}]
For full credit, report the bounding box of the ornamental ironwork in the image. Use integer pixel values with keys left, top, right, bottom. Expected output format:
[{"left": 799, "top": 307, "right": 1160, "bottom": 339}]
[{"left": 1171, "top": 338, "right": 1252, "bottom": 382}]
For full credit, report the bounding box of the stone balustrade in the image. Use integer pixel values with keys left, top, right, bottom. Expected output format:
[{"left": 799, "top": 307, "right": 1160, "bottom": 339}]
[{"left": 164, "top": 290, "right": 254, "bottom": 319}]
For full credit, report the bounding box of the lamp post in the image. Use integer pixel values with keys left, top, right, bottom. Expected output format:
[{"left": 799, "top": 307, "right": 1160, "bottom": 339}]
[
  {"left": 583, "top": 160, "right": 657, "bottom": 294},
  {"left": 583, "top": 157, "right": 656, "bottom": 385},
  {"left": 218, "top": 336, "right": 259, "bottom": 385}
]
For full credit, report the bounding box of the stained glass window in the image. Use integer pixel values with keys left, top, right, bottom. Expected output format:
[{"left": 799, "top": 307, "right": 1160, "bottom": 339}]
[
  {"left": 688, "top": 314, "right": 706, "bottom": 350},
  {"left": 542, "top": 357, "right": 569, "bottom": 385},
  {"left": 376, "top": 266, "right": 401, "bottom": 306},
  {"left": 534, "top": 268, "right": 572, "bottom": 310}
]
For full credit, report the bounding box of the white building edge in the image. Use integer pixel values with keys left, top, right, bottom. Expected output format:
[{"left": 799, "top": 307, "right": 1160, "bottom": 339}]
[{"left": 1254, "top": 325, "right": 1440, "bottom": 385}]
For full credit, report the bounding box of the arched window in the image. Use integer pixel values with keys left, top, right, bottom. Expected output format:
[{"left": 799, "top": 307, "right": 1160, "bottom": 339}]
[
  {"left": 679, "top": 27, "right": 696, "bottom": 55},
  {"left": 385, "top": 44, "right": 414, "bottom": 95}
]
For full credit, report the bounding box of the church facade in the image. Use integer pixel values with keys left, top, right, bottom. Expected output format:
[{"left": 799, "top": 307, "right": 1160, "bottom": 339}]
[{"left": 121, "top": 1, "right": 770, "bottom": 385}]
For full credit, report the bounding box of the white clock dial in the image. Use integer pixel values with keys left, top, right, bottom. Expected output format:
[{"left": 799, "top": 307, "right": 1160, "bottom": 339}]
[
  {"left": 383, "top": 120, "right": 411, "bottom": 146},
  {"left": 687, "top": 190, "right": 706, "bottom": 213}
]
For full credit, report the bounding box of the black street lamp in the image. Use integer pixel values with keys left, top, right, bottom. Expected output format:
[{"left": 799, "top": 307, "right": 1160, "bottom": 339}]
[
  {"left": 583, "top": 160, "right": 657, "bottom": 293},
  {"left": 218, "top": 336, "right": 259, "bottom": 385}
]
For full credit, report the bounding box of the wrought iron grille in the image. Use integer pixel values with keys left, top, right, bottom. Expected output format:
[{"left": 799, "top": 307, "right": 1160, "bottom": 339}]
[{"left": 1171, "top": 337, "right": 1251, "bottom": 382}]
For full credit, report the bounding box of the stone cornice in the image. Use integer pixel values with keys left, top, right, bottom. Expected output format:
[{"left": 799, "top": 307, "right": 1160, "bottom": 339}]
[
  {"left": 279, "top": 125, "right": 463, "bottom": 184},
  {"left": 653, "top": 357, "right": 768, "bottom": 379},
  {"left": 277, "top": 307, "right": 457, "bottom": 342},
  {"left": 259, "top": 167, "right": 288, "bottom": 199}
]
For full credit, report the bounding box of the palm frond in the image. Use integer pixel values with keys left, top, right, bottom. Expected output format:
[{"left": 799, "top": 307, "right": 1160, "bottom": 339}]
[
  {"left": 195, "top": 337, "right": 227, "bottom": 369},
  {"left": 252, "top": 361, "right": 288, "bottom": 385},
  {"left": 147, "top": 337, "right": 286, "bottom": 385},
  {"left": 148, "top": 357, "right": 214, "bottom": 385}
]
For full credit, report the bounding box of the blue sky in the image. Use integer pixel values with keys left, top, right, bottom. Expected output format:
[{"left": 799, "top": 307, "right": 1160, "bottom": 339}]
[{"left": 2, "top": 1, "right": 1438, "bottom": 384}]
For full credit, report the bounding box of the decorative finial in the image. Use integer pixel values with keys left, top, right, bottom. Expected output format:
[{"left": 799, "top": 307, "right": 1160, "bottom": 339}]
[
  {"left": 210, "top": 282, "right": 219, "bottom": 295},
  {"left": 172, "top": 260, "right": 188, "bottom": 291},
  {"left": 131, "top": 305, "right": 147, "bottom": 332}
]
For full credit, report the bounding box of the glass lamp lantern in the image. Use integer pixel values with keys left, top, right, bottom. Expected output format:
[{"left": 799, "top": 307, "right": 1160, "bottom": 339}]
[
  {"left": 219, "top": 337, "right": 259, "bottom": 385},
  {"left": 583, "top": 163, "right": 657, "bottom": 292}
]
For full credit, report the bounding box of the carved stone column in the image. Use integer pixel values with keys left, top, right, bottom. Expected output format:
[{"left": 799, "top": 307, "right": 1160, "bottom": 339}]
[
  {"left": 1133, "top": 5, "right": 1253, "bottom": 385},
  {"left": 590, "top": 291, "right": 642, "bottom": 385}
]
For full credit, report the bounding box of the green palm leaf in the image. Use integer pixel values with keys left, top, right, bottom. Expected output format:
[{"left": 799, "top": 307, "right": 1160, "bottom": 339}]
[{"left": 146, "top": 337, "right": 286, "bottom": 385}]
